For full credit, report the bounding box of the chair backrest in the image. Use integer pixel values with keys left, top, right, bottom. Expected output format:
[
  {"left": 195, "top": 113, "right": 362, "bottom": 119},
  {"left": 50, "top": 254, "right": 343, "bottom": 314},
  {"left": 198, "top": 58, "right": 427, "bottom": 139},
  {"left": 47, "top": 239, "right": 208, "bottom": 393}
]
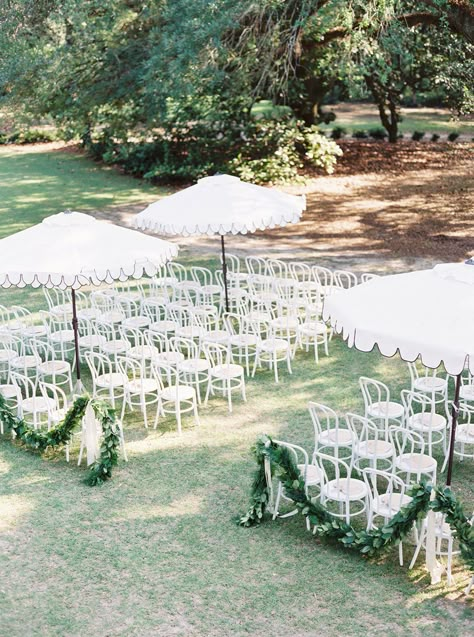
[
  {"left": 85, "top": 351, "right": 112, "bottom": 381},
  {"left": 266, "top": 258, "right": 288, "bottom": 280},
  {"left": 360, "top": 273, "right": 379, "bottom": 283},
  {"left": 225, "top": 253, "right": 241, "bottom": 273},
  {"left": 362, "top": 467, "right": 408, "bottom": 516},
  {"left": 169, "top": 336, "right": 199, "bottom": 359},
  {"left": 144, "top": 329, "right": 167, "bottom": 353},
  {"left": 401, "top": 389, "right": 436, "bottom": 428},
  {"left": 43, "top": 288, "right": 70, "bottom": 312},
  {"left": 10, "top": 371, "right": 37, "bottom": 399},
  {"left": 308, "top": 401, "right": 339, "bottom": 438},
  {"left": 202, "top": 341, "right": 229, "bottom": 367},
  {"left": 191, "top": 266, "right": 214, "bottom": 287},
  {"left": 39, "top": 381, "right": 68, "bottom": 413},
  {"left": 333, "top": 269, "right": 358, "bottom": 290},
  {"left": 245, "top": 256, "right": 266, "bottom": 277},
  {"left": 167, "top": 262, "right": 188, "bottom": 283},
  {"left": 288, "top": 261, "right": 311, "bottom": 283},
  {"left": 313, "top": 451, "right": 351, "bottom": 493},
  {"left": 31, "top": 339, "right": 58, "bottom": 363},
  {"left": 311, "top": 266, "right": 333, "bottom": 289},
  {"left": 389, "top": 425, "right": 425, "bottom": 457},
  {"left": 359, "top": 376, "right": 390, "bottom": 411},
  {"left": 273, "top": 439, "right": 309, "bottom": 487},
  {"left": 346, "top": 413, "right": 383, "bottom": 447}
]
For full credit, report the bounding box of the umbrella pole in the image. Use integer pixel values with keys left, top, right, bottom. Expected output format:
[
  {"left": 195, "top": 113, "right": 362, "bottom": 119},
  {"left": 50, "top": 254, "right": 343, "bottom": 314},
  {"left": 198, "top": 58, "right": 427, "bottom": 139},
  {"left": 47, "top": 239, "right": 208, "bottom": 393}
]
[
  {"left": 71, "top": 288, "right": 84, "bottom": 394},
  {"left": 220, "top": 234, "right": 230, "bottom": 313},
  {"left": 446, "top": 373, "right": 462, "bottom": 487}
]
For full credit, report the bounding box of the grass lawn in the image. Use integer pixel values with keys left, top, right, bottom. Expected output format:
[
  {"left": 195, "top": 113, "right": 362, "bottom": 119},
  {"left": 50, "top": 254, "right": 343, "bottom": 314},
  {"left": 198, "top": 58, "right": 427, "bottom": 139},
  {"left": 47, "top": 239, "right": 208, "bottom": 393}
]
[
  {"left": 0, "top": 146, "right": 473, "bottom": 637},
  {"left": 320, "top": 103, "right": 474, "bottom": 137}
]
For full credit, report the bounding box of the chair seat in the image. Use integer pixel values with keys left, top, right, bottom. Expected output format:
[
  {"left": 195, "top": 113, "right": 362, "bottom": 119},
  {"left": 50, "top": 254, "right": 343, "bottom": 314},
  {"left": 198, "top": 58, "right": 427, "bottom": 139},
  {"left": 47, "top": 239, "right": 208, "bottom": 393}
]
[
  {"left": 456, "top": 424, "right": 474, "bottom": 444},
  {"left": 96, "top": 373, "right": 127, "bottom": 388},
  {"left": 0, "top": 384, "right": 18, "bottom": 399},
  {"left": 211, "top": 363, "right": 244, "bottom": 379},
  {"left": 414, "top": 377, "right": 447, "bottom": 393},
  {"left": 318, "top": 428, "right": 355, "bottom": 447},
  {"left": 115, "top": 291, "right": 141, "bottom": 303},
  {"left": 460, "top": 384, "right": 474, "bottom": 401},
  {"left": 129, "top": 345, "right": 160, "bottom": 360},
  {"left": 202, "top": 330, "right": 230, "bottom": 344},
  {"left": 176, "top": 326, "right": 207, "bottom": 339},
  {"left": 79, "top": 334, "right": 107, "bottom": 348},
  {"left": 161, "top": 384, "right": 195, "bottom": 402},
  {"left": 200, "top": 284, "right": 221, "bottom": 295},
  {"left": 102, "top": 339, "right": 131, "bottom": 354},
  {"left": 0, "top": 349, "right": 16, "bottom": 363},
  {"left": 396, "top": 453, "right": 437, "bottom": 473},
  {"left": 373, "top": 493, "right": 412, "bottom": 518},
  {"left": 148, "top": 320, "right": 178, "bottom": 334},
  {"left": 50, "top": 303, "right": 72, "bottom": 317},
  {"left": 407, "top": 412, "right": 447, "bottom": 432},
  {"left": 367, "top": 401, "right": 404, "bottom": 420},
  {"left": 11, "top": 355, "right": 39, "bottom": 369},
  {"left": 99, "top": 310, "right": 125, "bottom": 324},
  {"left": 259, "top": 338, "right": 289, "bottom": 353},
  {"left": 271, "top": 317, "right": 299, "bottom": 330},
  {"left": 21, "top": 396, "right": 56, "bottom": 414},
  {"left": 122, "top": 316, "right": 150, "bottom": 329},
  {"left": 299, "top": 321, "right": 328, "bottom": 335},
  {"left": 155, "top": 351, "right": 185, "bottom": 365},
  {"left": 38, "top": 360, "right": 70, "bottom": 375},
  {"left": 22, "top": 325, "right": 48, "bottom": 338},
  {"left": 126, "top": 378, "right": 160, "bottom": 394},
  {"left": 356, "top": 439, "right": 393, "bottom": 458},
  {"left": 298, "top": 463, "right": 322, "bottom": 486},
  {"left": 230, "top": 334, "right": 258, "bottom": 347},
  {"left": 179, "top": 359, "right": 210, "bottom": 374},
  {"left": 323, "top": 478, "right": 368, "bottom": 502},
  {"left": 77, "top": 308, "right": 103, "bottom": 320},
  {"left": 49, "top": 329, "right": 75, "bottom": 343}
]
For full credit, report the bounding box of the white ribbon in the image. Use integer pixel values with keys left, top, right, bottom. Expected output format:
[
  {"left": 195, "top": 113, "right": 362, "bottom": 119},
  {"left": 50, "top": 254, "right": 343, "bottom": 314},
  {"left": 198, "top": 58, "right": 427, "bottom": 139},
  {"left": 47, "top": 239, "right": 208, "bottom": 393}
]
[
  {"left": 84, "top": 402, "right": 100, "bottom": 466},
  {"left": 264, "top": 454, "right": 274, "bottom": 514},
  {"left": 426, "top": 489, "right": 444, "bottom": 584}
]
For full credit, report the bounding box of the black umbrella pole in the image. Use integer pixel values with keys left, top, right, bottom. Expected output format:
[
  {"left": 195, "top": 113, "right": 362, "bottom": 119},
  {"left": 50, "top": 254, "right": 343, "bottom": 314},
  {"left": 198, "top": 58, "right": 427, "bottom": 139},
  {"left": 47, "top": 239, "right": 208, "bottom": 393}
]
[
  {"left": 446, "top": 373, "right": 461, "bottom": 487},
  {"left": 71, "top": 288, "right": 81, "bottom": 383},
  {"left": 221, "top": 234, "right": 230, "bottom": 313}
]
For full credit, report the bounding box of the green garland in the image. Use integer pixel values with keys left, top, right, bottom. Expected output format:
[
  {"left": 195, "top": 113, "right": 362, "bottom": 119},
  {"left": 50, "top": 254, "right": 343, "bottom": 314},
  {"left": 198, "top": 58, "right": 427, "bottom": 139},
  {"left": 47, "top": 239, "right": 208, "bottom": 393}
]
[
  {"left": 0, "top": 393, "right": 120, "bottom": 486},
  {"left": 240, "top": 435, "right": 474, "bottom": 576}
]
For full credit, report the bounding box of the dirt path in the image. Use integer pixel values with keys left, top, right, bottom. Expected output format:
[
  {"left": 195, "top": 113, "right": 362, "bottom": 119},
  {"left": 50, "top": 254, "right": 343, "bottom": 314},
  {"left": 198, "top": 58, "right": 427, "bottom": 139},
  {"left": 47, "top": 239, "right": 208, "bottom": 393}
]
[{"left": 98, "top": 141, "right": 473, "bottom": 275}]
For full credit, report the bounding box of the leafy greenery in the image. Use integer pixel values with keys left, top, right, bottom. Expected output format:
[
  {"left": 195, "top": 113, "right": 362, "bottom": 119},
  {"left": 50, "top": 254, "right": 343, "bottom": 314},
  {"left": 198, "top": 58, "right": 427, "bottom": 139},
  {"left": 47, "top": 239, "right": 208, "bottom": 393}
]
[
  {"left": 241, "top": 435, "right": 474, "bottom": 574},
  {"left": 0, "top": 393, "right": 120, "bottom": 485}
]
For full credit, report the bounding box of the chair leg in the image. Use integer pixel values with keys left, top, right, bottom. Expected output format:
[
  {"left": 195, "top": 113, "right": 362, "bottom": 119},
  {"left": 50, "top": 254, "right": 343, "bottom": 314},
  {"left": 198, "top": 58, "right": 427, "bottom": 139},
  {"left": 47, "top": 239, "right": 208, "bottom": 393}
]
[
  {"left": 399, "top": 542, "right": 404, "bottom": 567},
  {"left": 176, "top": 403, "right": 182, "bottom": 435},
  {"left": 227, "top": 379, "right": 232, "bottom": 413}
]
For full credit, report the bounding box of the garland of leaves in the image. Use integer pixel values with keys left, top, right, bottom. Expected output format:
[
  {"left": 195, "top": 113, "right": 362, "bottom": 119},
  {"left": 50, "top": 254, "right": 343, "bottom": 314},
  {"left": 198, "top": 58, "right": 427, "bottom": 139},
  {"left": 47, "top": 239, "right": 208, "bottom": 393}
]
[
  {"left": 240, "top": 435, "right": 474, "bottom": 576},
  {"left": 0, "top": 393, "right": 120, "bottom": 486}
]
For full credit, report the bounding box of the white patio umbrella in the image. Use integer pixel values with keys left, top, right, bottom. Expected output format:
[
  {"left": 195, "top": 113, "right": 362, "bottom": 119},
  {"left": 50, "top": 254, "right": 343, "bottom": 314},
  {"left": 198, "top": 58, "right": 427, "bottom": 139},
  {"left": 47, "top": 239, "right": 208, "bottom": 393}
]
[
  {"left": 323, "top": 260, "right": 474, "bottom": 487},
  {"left": 134, "top": 174, "right": 306, "bottom": 311},
  {"left": 0, "top": 210, "right": 178, "bottom": 388}
]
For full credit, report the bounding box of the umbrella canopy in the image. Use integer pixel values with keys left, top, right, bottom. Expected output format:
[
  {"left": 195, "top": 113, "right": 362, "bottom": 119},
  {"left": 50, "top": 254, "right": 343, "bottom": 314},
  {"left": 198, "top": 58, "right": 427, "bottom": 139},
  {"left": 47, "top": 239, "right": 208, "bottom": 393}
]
[
  {"left": 0, "top": 211, "right": 178, "bottom": 388},
  {"left": 134, "top": 174, "right": 305, "bottom": 312},
  {"left": 323, "top": 262, "right": 474, "bottom": 376},
  {"left": 133, "top": 174, "right": 305, "bottom": 236},
  {"left": 323, "top": 260, "right": 474, "bottom": 487},
  {"left": 0, "top": 211, "right": 178, "bottom": 290}
]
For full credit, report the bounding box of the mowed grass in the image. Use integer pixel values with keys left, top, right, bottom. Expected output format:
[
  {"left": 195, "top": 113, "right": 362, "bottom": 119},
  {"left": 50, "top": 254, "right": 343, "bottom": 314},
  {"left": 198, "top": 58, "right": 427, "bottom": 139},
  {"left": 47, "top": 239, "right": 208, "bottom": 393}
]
[{"left": 0, "top": 146, "right": 473, "bottom": 637}]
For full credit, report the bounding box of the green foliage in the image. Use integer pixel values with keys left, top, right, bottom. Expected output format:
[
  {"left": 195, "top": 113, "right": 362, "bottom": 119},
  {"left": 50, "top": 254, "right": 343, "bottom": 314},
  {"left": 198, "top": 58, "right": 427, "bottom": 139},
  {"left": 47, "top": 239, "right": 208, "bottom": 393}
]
[
  {"left": 412, "top": 131, "right": 426, "bottom": 141},
  {"left": 447, "top": 132, "right": 460, "bottom": 141},
  {"left": 368, "top": 127, "right": 388, "bottom": 140},
  {"left": 241, "top": 435, "right": 474, "bottom": 575},
  {"left": 431, "top": 133, "right": 440, "bottom": 142},
  {"left": 88, "top": 118, "right": 342, "bottom": 184},
  {"left": 0, "top": 129, "right": 58, "bottom": 145},
  {"left": 331, "top": 126, "right": 347, "bottom": 140},
  {"left": 352, "top": 130, "right": 369, "bottom": 139},
  {"left": 0, "top": 392, "right": 120, "bottom": 486}
]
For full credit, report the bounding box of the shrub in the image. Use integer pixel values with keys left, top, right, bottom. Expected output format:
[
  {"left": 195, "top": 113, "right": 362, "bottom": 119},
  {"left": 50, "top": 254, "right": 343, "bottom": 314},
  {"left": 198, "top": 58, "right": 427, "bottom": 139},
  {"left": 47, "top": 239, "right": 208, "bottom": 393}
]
[
  {"left": 87, "top": 118, "right": 343, "bottom": 185},
  {"left": 447, "top": 132, "right": 460, "bottom": 142},
  {"left": 412, "top": 131, "right": 425, "bottom": 141},
  {"left": 0, "top": 129, "right": 58, "bottom": 145},
  {"left": 368, "top": 127, "right": 388, "bottom": 140},
  {"left": 431, "top": 133, "right": 440, "bottom": 142},
  {"left": 352, "top": 130, "right": 368, "bottom": 139},
  {"left": 331, "top": 126, "right": 347, "bottom": 140}
]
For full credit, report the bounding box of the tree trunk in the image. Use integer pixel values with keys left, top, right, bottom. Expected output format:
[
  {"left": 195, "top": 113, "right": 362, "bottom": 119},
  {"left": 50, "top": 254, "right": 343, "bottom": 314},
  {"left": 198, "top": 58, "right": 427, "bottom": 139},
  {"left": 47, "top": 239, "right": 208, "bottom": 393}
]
[{"left": 365, "top": 74, "right": 400, "bottom": 143}]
